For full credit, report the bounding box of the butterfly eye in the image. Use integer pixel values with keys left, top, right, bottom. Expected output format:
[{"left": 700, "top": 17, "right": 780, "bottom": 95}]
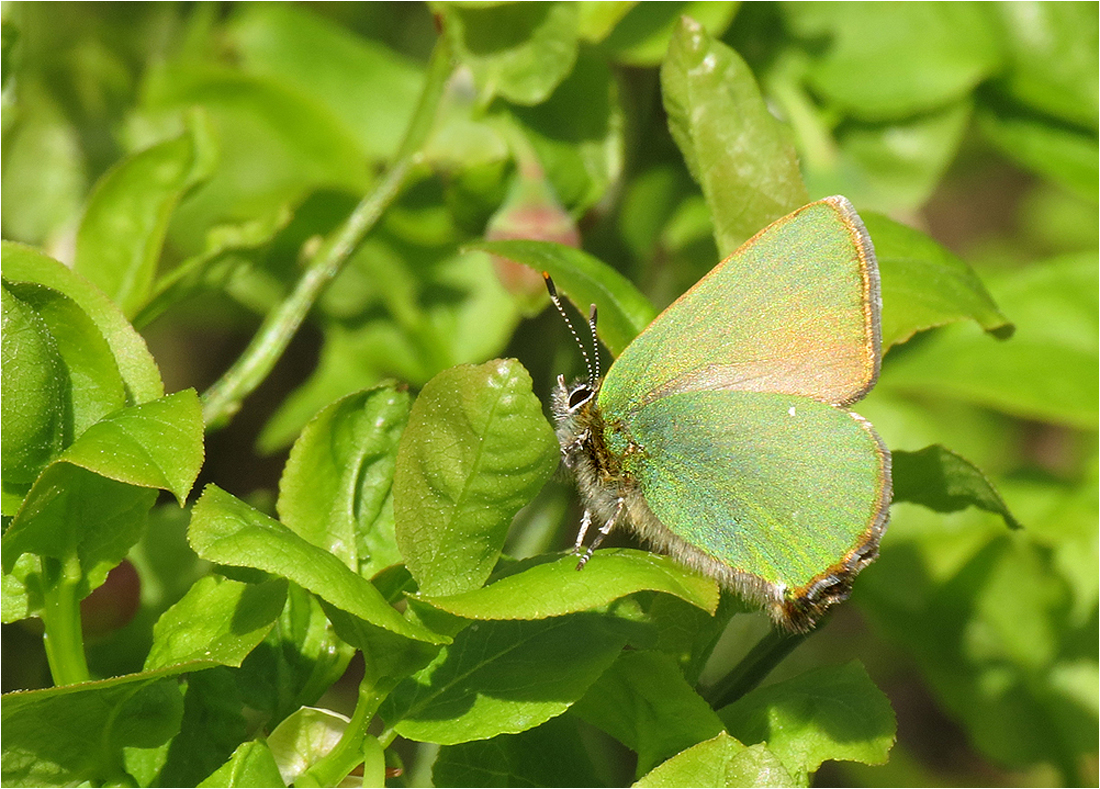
[{"left": 568, "top": 386, "right": 593, "bottom": 410}]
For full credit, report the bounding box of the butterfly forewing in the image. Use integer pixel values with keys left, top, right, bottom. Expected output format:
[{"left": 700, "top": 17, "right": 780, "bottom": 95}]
[{"left": 598, "top": 196, "right": 881, "bottom": 417}]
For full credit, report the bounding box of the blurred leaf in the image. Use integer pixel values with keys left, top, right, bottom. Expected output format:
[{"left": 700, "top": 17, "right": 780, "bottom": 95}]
[
  {"left": 198, "top": 740, "right": 285, "bottom": 788},
  {"left": 510, "top": 50, "right": 624, "bottom": 214},
  {"left": 393, "top": 359, "right": 558, "bottom": 597},
  {"left": 144, "top": 576, "right": 287, "bottom": 671},
  {"left": 572, "top": 650, "right": 725, "bottom": 775},
  {"left": 865, "top": 212, "right": 1013, "bottom": 348},
  {"left": 74, "top": 111, "right": 217, "bottom": 316},
  {"left": 260, "top": 243, "right": 520, "bottom": 453},
  {"left": 1, "top": 242, "right": 163, "bottom": 404},
  {"left": 881, "top": 253, "right": 1098, "bottom": 429},
  {"left": 485, "top": 162, "right": 581, "bottom": 313},
  {"left": 783, "top": 2, "right": 1001, "bottom": 120},
  {"left": 433, "top": 714, "right": 601, "bottom": 787},
  {"left": 829, "top": 101, "right": 972, "bottom": 214},
  {"left": 893, "top": 445, "right": 1022, "bottom": 530},
  {"left": 142, "top": 66, "right": 369, "bottom": 255},
  {"left": 634, "top": 733, "right": 794, "bottom": 788},
  {"left": 380, "top": 614, "right": 628, "bottom": 744},
  {"left": 420, "top": 549, "right": 719, "bottom": 620},
  {"left": 599, "top": 2, "right": 738, "bottom": 66},
  {"left": 277, "top": 385, "right": 410, "bottom": 573},
  {"left": 859, "top": 517, "right": 1095, "bottom": 779},
  {"left": 992, "top": 2, "right": 1099, "bottom": 129},
  {"left": 229, "top": 3, "right": 424, "bottom": 161},
  {"left": 471, "top": 239, "right": 656, "bottom": 356},
  {"left": 577, "top": 1, "right": 636, "bottom": 44},
  {"left": 134, "top": 205, "right": 294, "bottom": 329},
  {"left": 719, "top": 662, "right": 895, "bottom": 781},
  {"left": 188, "top": 485, "right": 447, "bottom": 644},
  {"left": 0, "top": 95, "right": 86, "bottom": 246},
  {"left": 438, "top": 2, "right": 580, "bottom": 106},
  {"left": 977, "top": 102, "right": 1099, "bottom": 202},
  {"left": 662, "top": 17, "right": 808, "bottom": 256},
  {"left": 1, "top": 675, "right": 184, "bottom": 787}
]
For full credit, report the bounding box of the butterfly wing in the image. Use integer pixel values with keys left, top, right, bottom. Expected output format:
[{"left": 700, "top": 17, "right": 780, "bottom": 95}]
[
  {"left": 620, "top": 390, "right": 890, "bottom": 595},
  {"left": 599, "top": 196, "right": 880, "bottom": 417}
]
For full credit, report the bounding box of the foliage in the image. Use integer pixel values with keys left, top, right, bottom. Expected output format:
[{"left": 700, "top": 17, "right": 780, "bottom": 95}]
[{"left": 2, "top": 2, "right": 1096, "bottom": 787}]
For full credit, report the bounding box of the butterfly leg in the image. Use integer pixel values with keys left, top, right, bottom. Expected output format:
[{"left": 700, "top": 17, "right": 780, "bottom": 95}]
[
  {"left": 575, "top": 497, "right": 624, "bottom": 570},
  {"left": 572, "top": 509, "right": 593, "bottom": 554}
]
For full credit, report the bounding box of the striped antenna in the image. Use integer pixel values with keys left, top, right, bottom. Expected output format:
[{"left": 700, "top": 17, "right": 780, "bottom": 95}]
[{"left": 543, "top": 273, "right": 598, "bottom": 386}]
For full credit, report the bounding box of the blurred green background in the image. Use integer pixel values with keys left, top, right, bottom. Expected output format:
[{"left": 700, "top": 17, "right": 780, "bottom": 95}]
[{"left": 2, "top": 2, "right": 1096, "bottom": 786}]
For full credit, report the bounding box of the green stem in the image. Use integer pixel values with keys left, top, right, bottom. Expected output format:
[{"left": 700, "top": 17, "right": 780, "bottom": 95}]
[
  {"left": 201, "top": 35, "right": 455, "bottom": 430},
  {"left": 41, "top": 556, "right": 90, "bottom": 686},
  {"left": 294, "top": 676, "right": 396, "bottom": 788},
  {"left": 703, "top": 626, "right": 810, "bottom": 709}
]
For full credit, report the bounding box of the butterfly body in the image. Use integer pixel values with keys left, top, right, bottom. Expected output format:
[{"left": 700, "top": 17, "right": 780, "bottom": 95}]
[{"left": 551, "top": 196, "right": 892, "bottom": 632}]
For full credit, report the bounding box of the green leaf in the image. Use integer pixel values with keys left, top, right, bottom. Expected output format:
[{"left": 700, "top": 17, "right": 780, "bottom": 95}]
[
  {"left": 881, "top": 253, "right": 1097, "bottom": 429},
  {"left": 634, "top": 733, "right": 794, "bottom": 788},
  {"left": 2, "top": 467, "right": 157, "bottom": 619},
  {"left": 278, "top": 384, "right": 410, "bottom": 574},
  {"left": 187, "top": 485, "right": 446, "bottom": 644},
  {"left": 1, "top": 283, "right": 68, "bottom": 489},
  {"left": 719, "top": 661, "right": 896, "bottom": 781},
  {"left": 393, "top": 359, "right": 558, "bottom": 597},
  {"left": 992, "top": 2, "right": 1099, "bottom": 129},
  {"left": 438, "top": 2, "right": 580, "bottom": 106},
  {"left": 893, "top": 445, "right": 1022, "bottom": 530},
  {"left": 198, "top": 740, "right": 285, "bottom": 788},
  {"left": 783, "top": 2, "right": 1001, "bottom": 120},
  {"left": 56, "top": 390, "right": 205, "bottom": 504},
  {"left": 598, "top": 2, "right": 738, "bottom": 66},
  {"left": 324, "top": 604, "right": 441, "bottom": 690},
  {"left": 2, "top": 280, "right": 127, "bottom": 443},
  {"left": 1, "top": 675, "right": 184, "bottom": 787},
  {"left": 420, "top": 549, "right": 719, "bottom": 620},
  {"left": 229, "top": 3, "right": 424, "bottom": 161},
  {"left": 469, "top": 239, "right": 656, "bottom": 356},
  {"left": 865, "top": 212, "right": 1013, "bottom": 348},
  {"left": 380, "top": 614, "right": 628, "bottom": 744},
  {"left": 144, "top": 576, "right": 287, "bottom": 671},
  {"left": 236, "top": 584, "right": 356, "bottom": 727},
  {"left": 158, "top": 669, "right": 250, "bottom": 788},
  {"left": 977, "top": 103, "right": 1099, "bottom": 202},
  {"left": 73, "top": 112, "right": 217, "bottom": 316},
  {"left": 826, "top": 101, "right": 972, "bottom": 214},
  {"left": 1, "top": 242, "right": 164, "bottom": 405},
  {"left": 572, "top": 650, "right": 725, "bottom": 776},
  {"left": 662, "top": 16, "right": 808, "bottom": 257},
  {"left": 434, "top": 714, "right": 601, "bottom": 787},
  {"left": 266, "top": 707, "right": 349, "bottom": 787}
]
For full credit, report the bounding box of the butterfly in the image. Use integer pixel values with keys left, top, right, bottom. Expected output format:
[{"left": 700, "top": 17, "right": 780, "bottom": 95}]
[{"left": 549, "top": 196, "right": 891, "bottom": 632}]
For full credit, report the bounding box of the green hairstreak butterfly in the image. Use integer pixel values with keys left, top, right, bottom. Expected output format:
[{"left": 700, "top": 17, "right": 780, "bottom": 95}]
[{"left": 549, "top": 196, "right": 891, "bottom": 632}]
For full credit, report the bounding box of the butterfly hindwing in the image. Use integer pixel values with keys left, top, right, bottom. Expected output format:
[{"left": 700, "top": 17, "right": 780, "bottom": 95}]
[{"left": 618, "top": 389, "right": 890, "bottom": 593}]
